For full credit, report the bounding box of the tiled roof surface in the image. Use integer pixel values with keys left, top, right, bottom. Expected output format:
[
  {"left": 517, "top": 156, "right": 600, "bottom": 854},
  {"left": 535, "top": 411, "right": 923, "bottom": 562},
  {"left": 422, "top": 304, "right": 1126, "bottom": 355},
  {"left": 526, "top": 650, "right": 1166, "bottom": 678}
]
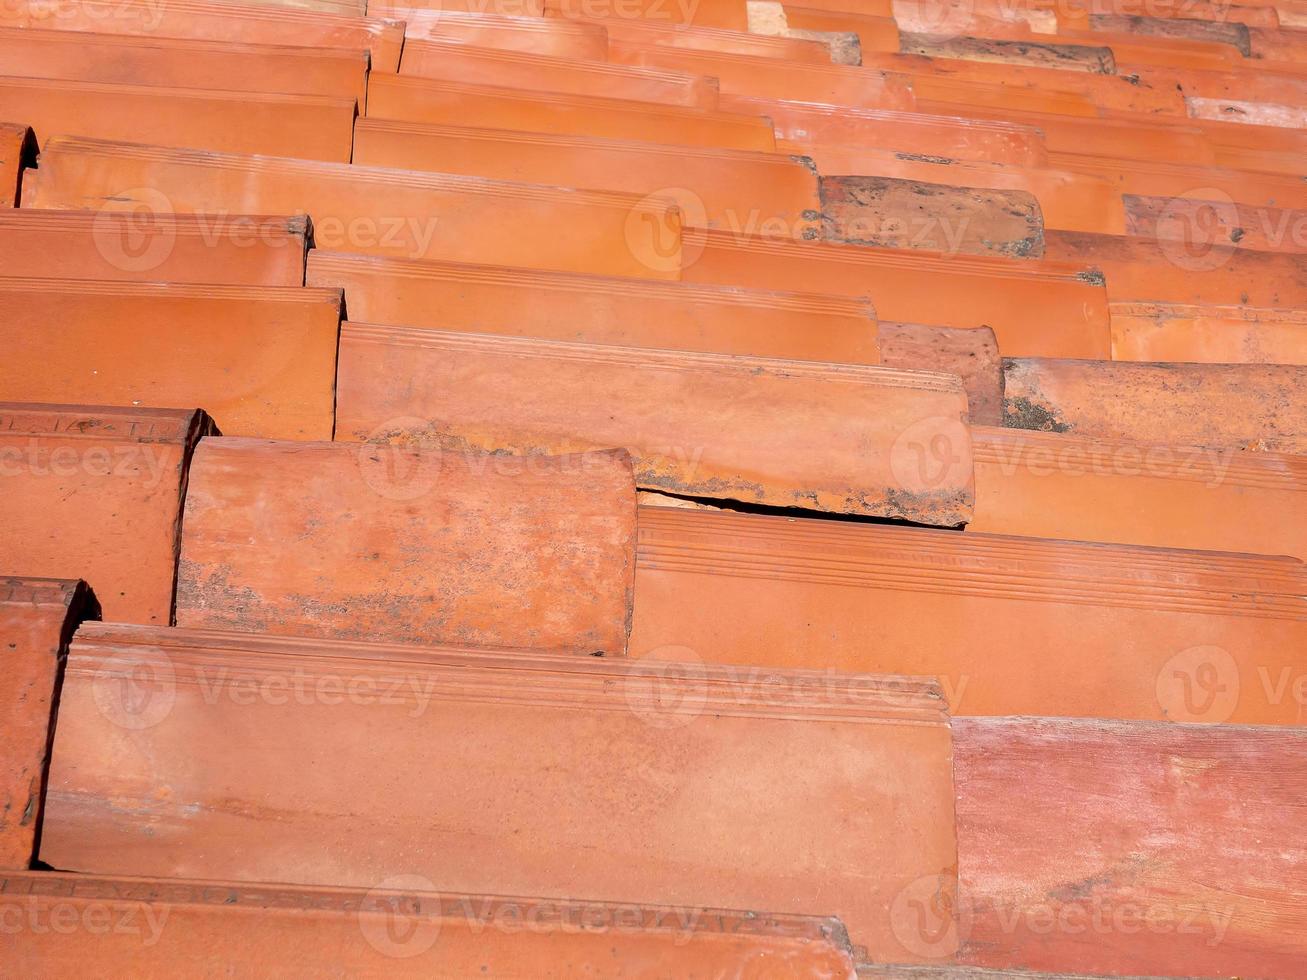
[{"left": 0, "top": 1, "right": 1304, "bottom": 976}]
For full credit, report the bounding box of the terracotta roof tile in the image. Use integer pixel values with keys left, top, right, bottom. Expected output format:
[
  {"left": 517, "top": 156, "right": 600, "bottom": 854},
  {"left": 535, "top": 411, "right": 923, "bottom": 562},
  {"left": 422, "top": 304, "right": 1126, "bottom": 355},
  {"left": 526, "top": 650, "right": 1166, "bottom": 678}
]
[
  {"left": 0, "top": 576, "right": 95, "bottom": 870},
  {"left": 174, "top": 437, "right": 637, "bottom": 652},
  {"left": 43, "top": 622, "right": 954, "bottom": 960}
]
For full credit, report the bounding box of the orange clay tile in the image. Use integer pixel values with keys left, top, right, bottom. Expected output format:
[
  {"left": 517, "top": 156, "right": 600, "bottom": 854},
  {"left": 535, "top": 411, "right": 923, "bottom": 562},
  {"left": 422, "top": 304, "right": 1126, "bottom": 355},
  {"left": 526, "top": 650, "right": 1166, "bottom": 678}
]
[
  {"left": 0, "top": 870, "right": 860, "bottom": 978},
  {"left": 718, "top": 95, "right": 1050, "bottom": 168},
  {"left": 174, "top": 438, "right": 636, "bottom": 653},
  {"left": 1045, "top": 151, "right": 1307, "bottom": 212},
  {"left": 0, "top": 405, "right": 213, "bottom": 626},
  {"left": 29, "top": 136, "right": 683, "bottom": 281},
  {"left": 1053, "top": 26, "right": 1246, "bottom": 70},
  {"left": 0, "top": 577, "right": 95, "bottom": 870},
  {"left": 878, "top": 323, "right": 1002, "bottom": 425},
  {"left": 304, "top": 251, "right": 881, "bottom": 363},
  {"left": 629, "top": 505, "right": 1307, "bottom": 724},
  {"left": 607, "top": 41, "right": 918, "bottom": 110},
  {"left": 898, "top": 31, "right": 1115, "bottom": 72},
  {"left": 1158, "top": 62, "right": 1307, "bottom": 105},
  {"left": 1186, "top": 95, "right": 1307, "bottom": 128},
  {"left": 0, "top": 0, "right": 403, "bottom": 72},
  {"left": 0, "top": 76, "right": 355, "bottom": 163},
  {"left": 1109, "top": 301, "right": 1307, "bottom": 366},
  {"left": 819, "top": 175, "right": 1045, "bottom": 260},
  {"left": 547, "top": 0, "right": 751, "bottom": 30},
  {"left": 807, "top": 148, "right": 1123, "bottom": 235},
  {"left": 679, "top": 231, "right": 1111, "bottom": 359},
  {"left": 370, "top": 7, "right": 610, "bottom": 60},
  {"left": 917, "top": 102, "right": 1219, "bottom": 167},
  {"left": 0, "top": 279, "right": 340, "bottom": 440},
  {"left": 1041, "top": 230, "right": 1307, "bottom": 307},
  {"left": 768, "top": 5, "right": 902, "bottom": 57},
  {"left": 0, "top": 210, "right": 308, "bottom": 286},
  {"left": 1123, "top": 117, "right": 1307, "bottom": 179},
  {"left": 1090, "top": 13, "right": 1253, "bottom": 54},
  {"left": 398, "top": 39, "right": 719, "bottom": 110},
  {"left": 909, "top": 75, "right": 1101, "bottom": 118},
  {"left": 0, "top": 121, "right": 28, "bottom": 207},
  {"left": 1124, "top": 193, "right": 1307, "bottom": 256},
  {"left": 351, "top": 118, "right": 821, "bottom": 239},
  {"left": 1003, "top": 357, "right": 1307, "bottom": 454},
  {"left": 850, "top": 49, "right": 1184, "bottom": 117},
  {"left": 335, "top": 325, "right": 973, "bottom": 523},
  {"left": 41, "top": 623, "right": 956, "bottom": 961},
  {"left": 955, "top": 718, "right": 1307, "bottom": 976},
  {"left": 0, "top": 27, "right": 368, "bottom": 104},
  {"left": 968, "top": 424, "right": 1307, "bottom": 559},
  {"left": 365, "top": 72, "right": 776, "bottom": 152},
  {"left": 594, "top": 14, "right": 840, "bottom": 63},
  {"left": 1250, "top": 24, "right": 1307, "bottom": 61},
  {"left": 1070, "top": 0, "right": 1280, "bottom": 27},
  {"left": 857, "top": 968, "right": 1121, "bottom": 979}
]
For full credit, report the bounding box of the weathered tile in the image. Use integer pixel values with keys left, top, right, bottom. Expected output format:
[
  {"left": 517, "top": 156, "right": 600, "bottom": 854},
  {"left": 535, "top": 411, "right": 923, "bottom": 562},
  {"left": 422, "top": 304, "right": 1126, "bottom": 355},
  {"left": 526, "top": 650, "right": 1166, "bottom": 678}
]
[
  {"left": 175, "top": 437, "right": 636, "bottom": 654},
  {"left": 335, "top": 325, "right": 973, "bottom": 523}
]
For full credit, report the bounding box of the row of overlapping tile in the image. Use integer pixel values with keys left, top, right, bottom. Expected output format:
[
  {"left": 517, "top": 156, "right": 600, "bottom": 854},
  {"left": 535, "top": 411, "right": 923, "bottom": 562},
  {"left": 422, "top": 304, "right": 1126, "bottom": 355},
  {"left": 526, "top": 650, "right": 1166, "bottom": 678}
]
[{"left": 0, "top": 0, "right": 1304, "bottom": 976}]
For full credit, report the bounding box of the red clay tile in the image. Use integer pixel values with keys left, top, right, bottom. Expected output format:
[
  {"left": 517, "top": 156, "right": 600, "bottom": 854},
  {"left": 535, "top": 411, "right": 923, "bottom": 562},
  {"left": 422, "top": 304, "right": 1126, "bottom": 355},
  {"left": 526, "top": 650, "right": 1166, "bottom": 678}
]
[
  {"left": 820, "top": 175, "right": 1045, "bottom": 259},
  {"left": 1056, "top": 26, "right": 1246, "bottom": 69},
  {"left": 0, "top": 279, "right": 340, "bottom": 440},
  {"left": 335, "top": 325, "right": 974, "bottom": 523},
  {"left": 365, "top": 72, "right": 777, "bottom": 151},
  {"left": 399, "top": 39, "right": 719, "bottom": 109},
  {"left": 0, "top": 404, "right": 213, "bottom": 626},
  {"left": 0, "top": 121, "right": 28, "bottom": 206},
  {"left": 719, "top": 96, "right": 1050, "bottom": 168},
  {"left": 0, "top": 210, "right": 308, "bottom": 286},
  {"left": 1124, "top": 192, "right": 1307, "bottom": 255},
  {"left": 1249, "top": 23, "right": 1307, "bottom": 61},
  {"left": 1109, "top": 301, "right": 1307, "bottom": 365},
  {"left": 1048, "top": 152, "right": 1307, "bottom": 213},
  {"left": 630, "top": 505, "right": 1307, "bottom": 723},
  {"left": 597, "top": 13, "right": 841, "bottom": 63},
  {"left": 1091, "top": 13, "right": 1253, "bottom": 55},
  {"left": 809, "top": 148, "right": 1123, "bottom": 235},
  {"left": 1186, "top": 94, "right": 1307, "bottom": 128},
  {"left": 1042, "top": 229, "right": 1307, "bottom": 307},
  {"left": 42, "top": 622, "right": 957, "bottom": 960},
  {"left": 305, "top": 251, "right": 881, "bottom": 363},
  {"left": 765, "top": 5, "right": 902, "bottom": 58},
  {"left": 878, "top": 323, "right": 1002, "bottom": 425},
  {"left": 29, "top": 136, "right": 683, "bottom": 280},
  {"left": 899, "top": 31, "right": 1115, "bottom": 72},
  {"left": 955, "top": 717, "right": 1307, "bottom": 976},
  {"left": 351, "top": 119, "right": 822, "bottom": 239},
  {"left": 548, "top": 0, "right": 751, "bottom": 30},
  {"left": 911, "top": 75, "right": 1101, "bottom": 117},
  {"left": 0, "top": 27, "right": 368, "bottom": 104},
  {"left": 371, "top": 7, "right": 610, "bottom": 60},
  {"left": 1136, "top": 65, "right": 1307, "bottom": 111},
  {"left": 968, "top": 424, "right": 1307, "bottom": 559},
  {"left": 175, "top": 438, "right": 636, "bottom": 654},
  {"left": 917, "top": 104, "right": 1216, "bottom": 165},
  {"left": 608, "top": 40, "right": 918, "bottom": 109},
  {"left": 678, "top": 232, "right": 1112, "bottom": 359},
  {"left": 1004, "top": 357, "right": 1307, "bottom": 453},
  {"left": 0, "top": 0, "right": 404, "bottom": 72},
  {"left": 0, "top": 870, "right": 859, "bottom": 977},
  {"left": 0, "top": 76, "right": 355, "bottom": 162},
  {"left": 0, "top": 577, "right": 94, "bottom": 870}
]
